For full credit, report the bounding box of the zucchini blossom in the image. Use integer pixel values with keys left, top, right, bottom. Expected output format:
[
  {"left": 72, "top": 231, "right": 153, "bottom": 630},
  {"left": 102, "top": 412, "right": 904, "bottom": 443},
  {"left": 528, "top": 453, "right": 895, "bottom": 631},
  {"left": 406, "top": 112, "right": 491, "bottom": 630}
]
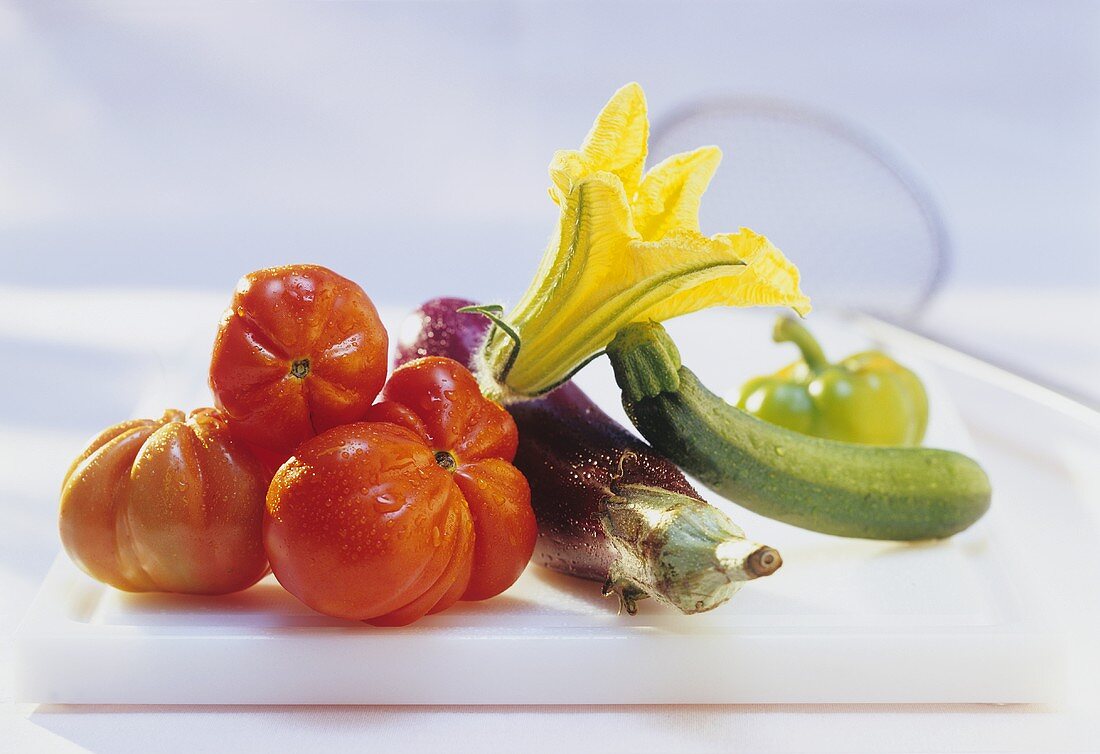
[{"left": 473, "top": 83, "right": 811, "bottom": 403}]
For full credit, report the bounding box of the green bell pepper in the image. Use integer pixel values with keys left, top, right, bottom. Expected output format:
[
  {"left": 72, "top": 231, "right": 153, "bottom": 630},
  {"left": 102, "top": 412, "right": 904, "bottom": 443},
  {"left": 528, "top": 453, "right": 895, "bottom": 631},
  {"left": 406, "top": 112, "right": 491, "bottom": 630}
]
[{"left": 735, "top": 317, "right": 929, "bottom": 446}]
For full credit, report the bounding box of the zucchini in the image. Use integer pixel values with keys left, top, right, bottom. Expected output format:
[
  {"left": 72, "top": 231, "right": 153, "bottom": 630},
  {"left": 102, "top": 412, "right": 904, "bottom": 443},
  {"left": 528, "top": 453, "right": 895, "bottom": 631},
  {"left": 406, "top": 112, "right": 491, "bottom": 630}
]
[{"left": 606, "top": 322, "right": 992, "bottom": 541}]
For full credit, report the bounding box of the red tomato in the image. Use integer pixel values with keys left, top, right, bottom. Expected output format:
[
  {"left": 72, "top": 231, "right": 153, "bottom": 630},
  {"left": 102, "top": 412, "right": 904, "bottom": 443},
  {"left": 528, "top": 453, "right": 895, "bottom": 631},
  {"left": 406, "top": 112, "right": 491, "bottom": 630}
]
[
  {"left": 60, "top": 408, "right": 270, "bottom": 594},
  {"left": 366, "top": 358, "right": 538, "bottom": 601},
  {"left": 264, "top": 357, "right": 537, "bottom": 626},
  {"left": 209, "top": 265, "right": 388, "bottom": 459}
]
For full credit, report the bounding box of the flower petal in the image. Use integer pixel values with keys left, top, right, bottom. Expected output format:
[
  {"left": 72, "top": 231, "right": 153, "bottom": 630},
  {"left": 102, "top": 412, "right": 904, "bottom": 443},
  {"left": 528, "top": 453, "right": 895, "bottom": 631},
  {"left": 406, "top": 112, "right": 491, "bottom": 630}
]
[
  {"left": 488, "top": 176, "right": 810, "bottom": 398},
  {"left": 639, "top": 228, "right": 812, "bottom": 321},
  {"left": 633, "top": 146, "right": 722, "bottom": 239},
  {"left": 480, "top": 173, "right": 638, "bottom": 397},
  {"left": 512, "top": 228, "right": 800, "bottom": 390},
  {"left": 477, "top": 83, "right": 812, "bottom": 402},
  {"left": 548, "top": 82, "right": 648, "bottom": 205}
]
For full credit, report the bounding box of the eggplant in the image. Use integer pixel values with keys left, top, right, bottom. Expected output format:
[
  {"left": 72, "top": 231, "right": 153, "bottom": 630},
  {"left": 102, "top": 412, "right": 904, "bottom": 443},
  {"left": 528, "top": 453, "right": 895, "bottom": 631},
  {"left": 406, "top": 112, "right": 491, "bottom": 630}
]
[{"left": 395, "top": 298, "right": 781, "bottom": 615}]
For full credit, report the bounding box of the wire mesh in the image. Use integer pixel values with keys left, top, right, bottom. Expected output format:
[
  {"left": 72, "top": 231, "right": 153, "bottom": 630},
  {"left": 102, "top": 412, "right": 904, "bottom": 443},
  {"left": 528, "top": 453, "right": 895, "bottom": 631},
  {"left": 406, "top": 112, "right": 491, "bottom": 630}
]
[{"left": 650, "top": 98, "right": 950, "bottom": 320}]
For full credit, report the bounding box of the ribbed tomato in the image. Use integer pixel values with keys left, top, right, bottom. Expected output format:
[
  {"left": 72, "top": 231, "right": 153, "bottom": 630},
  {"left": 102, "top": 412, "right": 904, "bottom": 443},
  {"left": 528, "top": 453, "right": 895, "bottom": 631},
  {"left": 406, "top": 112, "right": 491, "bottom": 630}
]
[
  {"left": 59, "top": 408, "right": 270, "bottom": 594},
  {"left": 209, "top": 264, "right": 388, "bottom": 460},
  {"left": 264, "top": 357, "right": 537, "bottom": 626}
]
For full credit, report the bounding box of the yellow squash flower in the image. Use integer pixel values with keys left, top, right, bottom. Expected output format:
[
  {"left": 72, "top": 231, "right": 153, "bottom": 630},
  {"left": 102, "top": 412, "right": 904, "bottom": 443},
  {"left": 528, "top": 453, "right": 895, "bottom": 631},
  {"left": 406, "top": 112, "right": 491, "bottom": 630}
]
[{"left": 472, "top": 82, "right": 811, "bottom": 403}]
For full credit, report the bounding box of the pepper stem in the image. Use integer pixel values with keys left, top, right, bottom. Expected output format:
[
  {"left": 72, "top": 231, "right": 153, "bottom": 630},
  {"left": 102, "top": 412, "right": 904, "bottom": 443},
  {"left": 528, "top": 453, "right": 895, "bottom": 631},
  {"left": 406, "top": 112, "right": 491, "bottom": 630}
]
[{"left": 773, "top": 316, "right": 829, "bottom": 373}]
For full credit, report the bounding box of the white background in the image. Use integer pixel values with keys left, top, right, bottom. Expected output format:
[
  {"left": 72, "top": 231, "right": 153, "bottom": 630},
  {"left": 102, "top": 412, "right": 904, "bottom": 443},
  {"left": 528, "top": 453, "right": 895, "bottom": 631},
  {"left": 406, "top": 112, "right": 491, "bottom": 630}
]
[
  {"left": 2, "top": 1, "right": 1099, "bottom": 752},
  {"left": 2, "top": 0, "right": 1098, "bottom": 296}
]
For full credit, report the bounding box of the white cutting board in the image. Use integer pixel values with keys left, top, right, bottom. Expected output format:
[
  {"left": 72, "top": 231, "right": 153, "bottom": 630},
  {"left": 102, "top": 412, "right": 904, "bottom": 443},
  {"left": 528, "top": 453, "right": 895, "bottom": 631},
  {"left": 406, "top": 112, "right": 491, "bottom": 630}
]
[{"left": 13, "top": 309, "right": 1064, "bottom": 705}]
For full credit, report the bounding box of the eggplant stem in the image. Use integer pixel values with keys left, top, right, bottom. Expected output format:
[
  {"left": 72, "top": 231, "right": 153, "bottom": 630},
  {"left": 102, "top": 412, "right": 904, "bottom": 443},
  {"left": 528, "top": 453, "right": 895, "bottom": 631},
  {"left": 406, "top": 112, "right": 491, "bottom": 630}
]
[{"left": 746, "top": 546, "right": 783, "bottom": 578}]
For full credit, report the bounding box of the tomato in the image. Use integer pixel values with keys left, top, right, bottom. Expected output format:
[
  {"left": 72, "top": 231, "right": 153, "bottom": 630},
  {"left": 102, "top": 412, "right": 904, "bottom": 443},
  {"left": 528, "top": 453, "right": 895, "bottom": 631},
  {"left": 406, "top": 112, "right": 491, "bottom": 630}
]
[
  {"left": 365, "top": 357, "right": 538, "bottom": 601},
  {"left": 264, "top": 357, "right": 537, "bottom": 626},
  {"left": 209, "top": 264, "right": 388, "bottom": 459},
  {"left": 263, "top": 422, "right": 473, "bottom": 624},
  {"left": 59, "top": 408, "right": 270, "bottom": 594}
]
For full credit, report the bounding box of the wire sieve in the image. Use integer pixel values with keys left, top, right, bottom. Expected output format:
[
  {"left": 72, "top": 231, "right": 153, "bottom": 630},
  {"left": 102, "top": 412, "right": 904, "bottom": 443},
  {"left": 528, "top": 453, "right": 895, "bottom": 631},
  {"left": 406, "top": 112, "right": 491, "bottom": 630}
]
[{"left": 650, "top": 97, "right": 950, "bottom": 320}]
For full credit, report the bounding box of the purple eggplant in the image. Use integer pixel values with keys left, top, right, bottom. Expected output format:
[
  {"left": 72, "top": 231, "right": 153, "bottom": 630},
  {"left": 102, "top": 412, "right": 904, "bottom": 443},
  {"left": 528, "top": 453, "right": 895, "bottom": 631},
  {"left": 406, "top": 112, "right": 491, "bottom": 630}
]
[{"left": 395, "top": 298, "right": 781, "bottom": 615}]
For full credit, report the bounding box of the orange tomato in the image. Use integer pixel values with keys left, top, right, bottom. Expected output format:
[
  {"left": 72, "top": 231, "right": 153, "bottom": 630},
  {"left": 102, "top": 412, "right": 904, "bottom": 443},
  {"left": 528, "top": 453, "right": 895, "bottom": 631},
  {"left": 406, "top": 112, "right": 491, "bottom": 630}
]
[
  {"left": 209, "top": 264, "right": 388, "bottom": 459},
  {"left": 59, "top": 409, "right": 270, "bottom": 594},
  {"left": 264, "top": 357, "right": 537, "bottom": 626}
]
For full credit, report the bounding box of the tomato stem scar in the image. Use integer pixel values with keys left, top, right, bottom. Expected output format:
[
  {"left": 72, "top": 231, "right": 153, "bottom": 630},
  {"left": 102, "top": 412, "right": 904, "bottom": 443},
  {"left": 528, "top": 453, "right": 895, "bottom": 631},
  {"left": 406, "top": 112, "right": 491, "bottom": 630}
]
[{"left": 290, "top": 358, "right": 311, "bottom": 379}]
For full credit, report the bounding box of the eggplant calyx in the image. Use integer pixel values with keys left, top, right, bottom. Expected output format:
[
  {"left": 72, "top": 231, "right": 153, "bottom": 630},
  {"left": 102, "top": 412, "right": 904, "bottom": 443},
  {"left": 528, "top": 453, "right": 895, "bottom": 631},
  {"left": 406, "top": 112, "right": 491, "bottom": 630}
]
[
  {"left": 599, "top": 483, "right": 781, "bottom": 616},
  {"left": 602, "top": 569, "right": 649, "bottom": 616}
]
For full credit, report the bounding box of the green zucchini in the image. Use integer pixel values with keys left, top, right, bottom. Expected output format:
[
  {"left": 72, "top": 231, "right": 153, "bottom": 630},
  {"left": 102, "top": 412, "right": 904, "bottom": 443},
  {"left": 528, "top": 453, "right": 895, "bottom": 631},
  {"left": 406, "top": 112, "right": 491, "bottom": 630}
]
[{"left": 606, "top": 322, "right": 991, "bottom": 541}]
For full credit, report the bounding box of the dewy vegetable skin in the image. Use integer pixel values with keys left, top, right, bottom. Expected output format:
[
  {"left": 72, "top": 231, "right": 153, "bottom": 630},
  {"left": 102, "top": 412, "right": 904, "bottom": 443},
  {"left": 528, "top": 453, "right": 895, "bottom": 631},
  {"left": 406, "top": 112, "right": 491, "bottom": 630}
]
[
  {"left": 60, "top": 409, "right": 270, "bottom": 594},
  {"left": 398, "top": 298, "right": 782, "bottom": 615},
  {"left": 264, "top": 357, "right": 537, "bottom": 626},
  {"left": 608, "top": 321, "right": 992, "bottom": 541},
  {"left": 736, "top": 316, "right": 929, "bottom": 446},
  {"left": 209, "top": 264, "right": 389, "bottom": 460},
  {"left": 472, "top": 82, "right": 810, "bottom": 403}
]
